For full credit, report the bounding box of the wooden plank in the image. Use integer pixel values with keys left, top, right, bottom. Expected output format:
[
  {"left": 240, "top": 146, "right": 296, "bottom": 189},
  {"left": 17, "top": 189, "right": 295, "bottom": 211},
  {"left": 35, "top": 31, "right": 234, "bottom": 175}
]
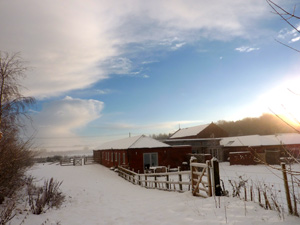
[
  {"left": 190, "top": 162, "right": 207, "bottom": 167},
  {"left": 192, "top": 167, "right": 206, "bottom": 195},
  {"left": 193, "top": 171, "right": 208, "bottom": 176},
  {"left": 194, "top": 192, "right": 208, "bottom": 198}
]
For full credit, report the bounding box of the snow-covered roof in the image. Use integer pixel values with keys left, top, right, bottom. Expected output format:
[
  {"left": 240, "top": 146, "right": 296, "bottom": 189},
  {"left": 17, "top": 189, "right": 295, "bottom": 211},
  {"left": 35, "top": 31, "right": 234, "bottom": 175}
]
[
  {"left": 170, "top": 124, "right": 210, "bottom": 139},
  {"left": 221, "top": 133, "right": 300, "bottom": 147},
  {"left": 96, "top": 135, "right": 170, "bottom": 150}
]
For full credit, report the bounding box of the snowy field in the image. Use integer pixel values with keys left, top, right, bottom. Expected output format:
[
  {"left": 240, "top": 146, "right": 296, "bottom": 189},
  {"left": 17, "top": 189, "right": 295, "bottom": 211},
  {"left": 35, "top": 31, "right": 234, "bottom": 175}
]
[{"left": 10, "top": 163, "right": 300, "bottom": 225}]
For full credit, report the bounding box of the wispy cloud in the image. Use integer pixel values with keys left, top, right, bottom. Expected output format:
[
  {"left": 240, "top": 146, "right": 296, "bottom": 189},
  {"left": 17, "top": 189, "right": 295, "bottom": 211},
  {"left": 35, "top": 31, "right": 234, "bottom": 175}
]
[
  {"left": 0, "top": 0, "right": 272, "bottom": 98},
  {"left": 290, "top": 36, "right": 300, "bottom": 43},
  {"left": 171, "top": 42, "right": 186, "bottom": 50},
  {"left": 235, "top": 46, "right": 260, "bottom": 53},
  {"left": 277, "top": 24, "right": 300, "bottom": 43}
]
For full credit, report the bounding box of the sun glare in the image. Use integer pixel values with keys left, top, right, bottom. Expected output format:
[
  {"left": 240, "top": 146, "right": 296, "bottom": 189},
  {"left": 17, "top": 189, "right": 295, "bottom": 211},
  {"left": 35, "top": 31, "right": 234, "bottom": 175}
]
[{"left": 257, "top": 77, "right": 300, "bottom": 126}]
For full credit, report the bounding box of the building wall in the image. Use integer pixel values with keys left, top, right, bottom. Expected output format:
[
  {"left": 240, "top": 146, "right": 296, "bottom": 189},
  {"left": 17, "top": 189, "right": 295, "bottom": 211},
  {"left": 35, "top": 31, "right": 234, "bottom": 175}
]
[
  {"left": 93, "top": 146, "right": 192, "bottom": 173},
  {"left": 94, "top": 149, "right": 129, "bottom": 168},
  {"left": 127, "top": 146, "right": 192, "bottom": 173}
]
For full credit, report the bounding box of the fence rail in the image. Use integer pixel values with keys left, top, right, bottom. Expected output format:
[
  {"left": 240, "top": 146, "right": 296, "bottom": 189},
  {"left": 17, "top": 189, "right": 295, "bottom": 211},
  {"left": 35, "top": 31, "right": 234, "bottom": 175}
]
[
  {"left": 60, "top": 156, "right": 95, "bottom": 166},
  {"left": 117, "top": 166, "right": 191, "bottom": 192}
]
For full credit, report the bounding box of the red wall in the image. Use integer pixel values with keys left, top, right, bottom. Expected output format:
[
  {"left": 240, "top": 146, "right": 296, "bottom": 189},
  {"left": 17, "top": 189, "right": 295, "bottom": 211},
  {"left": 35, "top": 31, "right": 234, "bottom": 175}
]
[
  {"left": 128, "top": 146, "right": 191, "bottom": 173},
  {"left": 93, "top": 146, "right": 192, "bottom": 173}
]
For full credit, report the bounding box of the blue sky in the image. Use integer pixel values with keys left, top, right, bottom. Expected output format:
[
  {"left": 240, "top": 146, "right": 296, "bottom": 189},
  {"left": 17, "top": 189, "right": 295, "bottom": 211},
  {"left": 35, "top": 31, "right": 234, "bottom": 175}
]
[{"left": 1, "top": 0, "right": 300, "bottom": 152}]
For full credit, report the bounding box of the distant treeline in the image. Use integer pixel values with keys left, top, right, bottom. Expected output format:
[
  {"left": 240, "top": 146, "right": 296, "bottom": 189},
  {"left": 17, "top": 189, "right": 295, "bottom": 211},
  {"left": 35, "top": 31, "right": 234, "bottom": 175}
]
[
  {"left": 217, "top": 113, "right": 299, "bottom": 136},
  {"left": 150, "top": 114, "right": 299, "bottom": 140}
]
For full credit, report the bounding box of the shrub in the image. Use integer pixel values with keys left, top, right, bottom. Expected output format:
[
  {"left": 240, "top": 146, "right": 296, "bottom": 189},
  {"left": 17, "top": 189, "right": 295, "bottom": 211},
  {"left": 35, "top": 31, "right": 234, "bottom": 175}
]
[{"left": 27, "top": 177, "right": 65, "bottom": 215}]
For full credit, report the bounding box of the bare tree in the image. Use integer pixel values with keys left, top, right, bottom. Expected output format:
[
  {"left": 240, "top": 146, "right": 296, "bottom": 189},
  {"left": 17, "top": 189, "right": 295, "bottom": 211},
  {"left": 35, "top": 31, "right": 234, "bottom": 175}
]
[
  {"left": 266, "top": 0, "right": 300, "bottom": 52},
  {"left": 0, "top": 51, "right": 35, "bottom": 204}
]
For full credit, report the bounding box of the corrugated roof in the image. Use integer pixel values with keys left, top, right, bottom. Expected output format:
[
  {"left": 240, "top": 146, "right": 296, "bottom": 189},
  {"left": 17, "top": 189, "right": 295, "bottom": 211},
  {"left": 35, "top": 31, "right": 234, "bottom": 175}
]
[
  {"left": 170, "top": 124, "right": 210, "bottom": 139},
  {"left": 96, "top": 135, "right": 170, "bottom": 150},
  {"left": 221, "top": 133, "right": 300, "bottom": 147}
]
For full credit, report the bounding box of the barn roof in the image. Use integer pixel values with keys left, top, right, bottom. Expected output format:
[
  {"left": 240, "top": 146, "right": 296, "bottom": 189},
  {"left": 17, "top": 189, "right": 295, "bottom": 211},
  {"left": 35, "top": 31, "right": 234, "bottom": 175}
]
[
  {"left": 96, "top": 135, "right": 170, "bottom": 150},
  {"left": 221, "top": 133, "right": 300, "bottom": 147},
  {"left": 170, "top": 124, "right": 210, "bottom": 139}
]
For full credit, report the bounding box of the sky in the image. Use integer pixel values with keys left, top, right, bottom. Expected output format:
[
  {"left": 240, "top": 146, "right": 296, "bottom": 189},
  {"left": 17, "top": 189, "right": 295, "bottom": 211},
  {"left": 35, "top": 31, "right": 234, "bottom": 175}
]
[{"left": 1, "top": 0, "right": 300, "bottom": 152}]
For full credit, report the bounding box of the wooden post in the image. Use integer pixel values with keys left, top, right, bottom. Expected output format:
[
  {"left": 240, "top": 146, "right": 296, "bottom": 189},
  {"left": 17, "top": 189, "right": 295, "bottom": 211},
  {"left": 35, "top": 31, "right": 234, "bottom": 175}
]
[
  {"left": 206, "top": 160, "right": 212, "bottom": 197},
  {"left": 166, "top": 175, "right": 169, "bottom": 190},
  {"left": 244, "top": 186, "right": 247, "bottom": 201},
  {"left": 250, "top": 186, "right": 253, "bottom": 202},
  {"left": 258, "top": 187, "right": 261, "bottom": 205},
  {"left": 132, "top": 169, "right": 135, "bottom": 184},
  {"left": 145, "top": 175, "right": 147, "bottom": 187},
  {"left": 178, "top": 166, "right": 182, "bottom": 191},
  {"left": 212, "top": 158, "right": 222, "bottom": 196},
  {"left": 281, "top": 163, "right": 293, "bottom": 215},
  {"left": 138, "top": 170, "right": 141, "bottom": 186},
  {"left": 154, "top": 175, "right": 157, "bottom": 188},
  {"left": 190, "top": 157, "right": 197, "bottom": 195}
]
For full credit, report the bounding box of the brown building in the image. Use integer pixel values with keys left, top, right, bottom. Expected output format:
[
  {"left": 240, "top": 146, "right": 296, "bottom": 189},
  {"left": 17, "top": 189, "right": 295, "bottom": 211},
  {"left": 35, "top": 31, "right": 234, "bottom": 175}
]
[
  {"left": 93, "top": 135, "right": 192, "bottom": 173},
  {"left": 221, "top": 133, "right": 300, "bottom": 165},
  {"left": 169, "top": 122, "right": 228, "bottom": 139},
  {"left": 165, "top": 123, "right": 228, "bottom": 160}
]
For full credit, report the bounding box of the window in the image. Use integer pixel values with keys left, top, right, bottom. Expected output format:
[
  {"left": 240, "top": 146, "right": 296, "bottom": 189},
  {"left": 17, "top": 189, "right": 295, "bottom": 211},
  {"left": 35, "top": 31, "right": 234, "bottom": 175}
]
[
  {"left": 108, "top": 152, "right": 109, "bottom": 161},
  {"left": 115, "top": 153, "right": 117, "bottom": 162},
  {"left": 143, "top": 153, "right": 158, "bottom": 169},
  {"left": 111, "top": 152, "right": 113, "bottom": 162},
  {"left": 118, "top": 153, "right": 121, "bottom": 165},
  {"left": 123, "top": 153, "right": 126, "bottom": 164}
]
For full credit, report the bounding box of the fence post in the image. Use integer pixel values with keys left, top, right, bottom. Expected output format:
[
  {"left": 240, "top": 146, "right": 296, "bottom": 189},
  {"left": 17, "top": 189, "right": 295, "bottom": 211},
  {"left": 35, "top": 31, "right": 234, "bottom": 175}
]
[
  {"left": 190, "top": 157, "right": 197, "bottom": 195},
  {"left": 178, "top": 166, "right": 182, "bottom": 191},
  {"left": 166, "top": 175, "right": 169, "bottom": 190},
  {"left": 281, "top": 163, "right": 293, "bottom": 215},
  {"left": 138, "top": 170, "right": 141, "bottom": 186},
  {"left": 206, "top": 160, "right": 212, "bottom": 197},
  {"left": 145, "top": 175, "right": 147, "bottom": 187},
  {"left": 212, "top": 158, "right": 222, "bottom": 196},
  {"left": 154, "top": 175, "right": 157, "bottom": 188}
]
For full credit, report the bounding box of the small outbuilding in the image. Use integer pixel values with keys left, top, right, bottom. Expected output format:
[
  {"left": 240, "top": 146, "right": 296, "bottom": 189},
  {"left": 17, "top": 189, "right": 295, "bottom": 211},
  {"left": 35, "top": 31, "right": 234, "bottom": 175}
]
[
  {"left": 93, "top": 135, "right": 192, "bottom": 173},
  {"left": 221, "top": 133, "right": 300, "bottom": 165}
]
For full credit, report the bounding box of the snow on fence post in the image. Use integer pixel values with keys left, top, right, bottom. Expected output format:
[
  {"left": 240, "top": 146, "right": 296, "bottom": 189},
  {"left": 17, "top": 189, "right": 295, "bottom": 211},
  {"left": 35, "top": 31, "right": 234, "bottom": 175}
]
[
  {"left": 281, "top": 162, "right": 293, "bottom": 215},
  {"left": 212, "top": 158, "right": 222, "bottom": 196}
]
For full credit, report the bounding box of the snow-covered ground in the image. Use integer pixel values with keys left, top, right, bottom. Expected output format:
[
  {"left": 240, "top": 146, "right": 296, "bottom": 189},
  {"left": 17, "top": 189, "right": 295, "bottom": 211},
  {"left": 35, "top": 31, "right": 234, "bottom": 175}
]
[{"left": 10, "top": 163, "right": 300, "bottom": 225}]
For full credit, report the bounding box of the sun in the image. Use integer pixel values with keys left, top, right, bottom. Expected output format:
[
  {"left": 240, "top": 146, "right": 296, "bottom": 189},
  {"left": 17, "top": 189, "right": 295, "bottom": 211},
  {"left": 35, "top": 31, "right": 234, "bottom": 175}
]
[{"left": 257, "top": 78, "right": 300, "bottom": 127}]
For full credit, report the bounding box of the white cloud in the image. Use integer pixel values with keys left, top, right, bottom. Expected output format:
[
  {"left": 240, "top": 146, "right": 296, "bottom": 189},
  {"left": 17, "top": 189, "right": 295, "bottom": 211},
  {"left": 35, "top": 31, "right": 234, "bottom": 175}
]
[
  {"left": 290, "top": 36, "right": 300, "bottom": 43},
  {"left": 0, "top": 0, "right": 272, "bottom": 98},
  {"left": 235, "top": 46, "right": 260, "bottom": 52},
  {"left": 30, "top": 96, "right": 104, "bottom": 139},
  {"left": 277, "top": 24, "right": 300, "bottom": 43},
  {"left": 171, "top": 42, "right": 186, "bottom": 50}
]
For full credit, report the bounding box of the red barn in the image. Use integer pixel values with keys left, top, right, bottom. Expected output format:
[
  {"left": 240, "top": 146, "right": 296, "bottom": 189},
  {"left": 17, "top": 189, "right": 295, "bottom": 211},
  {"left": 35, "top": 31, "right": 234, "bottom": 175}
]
[{"left": 93, "top": 135, "right": 192, "bottom": 173}]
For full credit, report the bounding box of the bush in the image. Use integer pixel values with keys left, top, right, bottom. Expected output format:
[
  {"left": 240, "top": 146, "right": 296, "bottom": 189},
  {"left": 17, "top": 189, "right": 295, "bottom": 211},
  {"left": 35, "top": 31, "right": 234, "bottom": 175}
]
[{"left": 27, "top": 177, "right": 65, "bottom": 215}]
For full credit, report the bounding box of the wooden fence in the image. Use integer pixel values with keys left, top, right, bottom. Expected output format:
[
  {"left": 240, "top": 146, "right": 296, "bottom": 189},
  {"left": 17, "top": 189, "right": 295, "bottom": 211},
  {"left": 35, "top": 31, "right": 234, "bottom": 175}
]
[
  {"left": 117, "top": 166, "right": 191, "bottom": 192},
  {"left": 60, "top": 156, "right": 94, "bottom": 166},
  {"left": 117, "top": 158, "right": 220, "bottom": 197}
]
